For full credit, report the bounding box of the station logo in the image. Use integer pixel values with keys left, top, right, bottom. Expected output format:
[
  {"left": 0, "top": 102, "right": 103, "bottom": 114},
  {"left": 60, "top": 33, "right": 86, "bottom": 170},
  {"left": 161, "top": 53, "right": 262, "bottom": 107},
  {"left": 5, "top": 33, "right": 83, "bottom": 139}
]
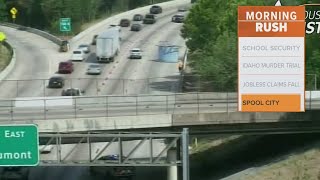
[
  {"left": 276, "top": 0, "right": 320, "bottom": 34},
  {"left": 305, "top": 4, "right": 320, "bottom": 34}
]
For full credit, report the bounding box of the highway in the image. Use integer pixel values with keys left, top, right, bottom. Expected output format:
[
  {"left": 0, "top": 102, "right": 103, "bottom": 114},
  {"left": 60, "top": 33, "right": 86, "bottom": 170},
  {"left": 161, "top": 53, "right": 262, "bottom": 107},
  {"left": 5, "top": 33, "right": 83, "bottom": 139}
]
[
  {"left": 27, "top": 166, "right": 168, "bottom": 180},
  {"left": 0, "top": 1, "right": 190, "bottom": 180},
  {"left": 0, "top": 26, "right": 64, "bottom": 99},
  {"left": 0, "top": 139, "right": 169, "bottom": 180},
  {"left": 0, "top": 0, "right": 189, "bottom": 100}
]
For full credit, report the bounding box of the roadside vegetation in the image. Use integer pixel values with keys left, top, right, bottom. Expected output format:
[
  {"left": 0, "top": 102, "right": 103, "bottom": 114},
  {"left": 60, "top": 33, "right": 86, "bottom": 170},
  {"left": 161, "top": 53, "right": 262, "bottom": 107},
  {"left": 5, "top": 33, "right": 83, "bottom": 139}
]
[
  {"left": 182, "top": 0, "right": 320, "bottom": 91},
  {"left": 234, "top": 141, "right": 320, "bottom": 180},
  {"left": 0, "top": 43, "right": 11, "bottom": 72},
  {"left": 0, "top": 0, "right": 168, "bottom": 35},
  {"left": 188, "top": 133, "right": 320, "bottom": 180}
]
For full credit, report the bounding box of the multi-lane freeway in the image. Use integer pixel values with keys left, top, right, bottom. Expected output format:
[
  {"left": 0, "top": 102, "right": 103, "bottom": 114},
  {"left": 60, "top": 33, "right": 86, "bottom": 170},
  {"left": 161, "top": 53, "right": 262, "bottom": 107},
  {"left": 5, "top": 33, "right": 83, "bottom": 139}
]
[
  {"left": 0, "top": 0, "right": 191, "bottom": 180},
  {"left": 0, "top": 0, "right": 189, "bottom": 100}
]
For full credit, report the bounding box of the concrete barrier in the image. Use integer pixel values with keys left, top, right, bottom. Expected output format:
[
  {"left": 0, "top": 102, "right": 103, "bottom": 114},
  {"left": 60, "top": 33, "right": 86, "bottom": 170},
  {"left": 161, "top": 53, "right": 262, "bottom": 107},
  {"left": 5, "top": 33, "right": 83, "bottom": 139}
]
[
  {"left": 34, "top": 114, "right": 172, "bottom": 132},
  {"left": 0, "top": 22, "right": 63, "bottom": 45},
  {"left": 171, "top": 112, "right": 286, "bottom": 126},
  {"left": 306, "top": 91, "right": 320, "bottom": 99},
  {"left": 0, "top": 41, "right": 15, "bottom": 82},
  {"left": 14, "top": 96, "right": 73, "bottom": 107}
]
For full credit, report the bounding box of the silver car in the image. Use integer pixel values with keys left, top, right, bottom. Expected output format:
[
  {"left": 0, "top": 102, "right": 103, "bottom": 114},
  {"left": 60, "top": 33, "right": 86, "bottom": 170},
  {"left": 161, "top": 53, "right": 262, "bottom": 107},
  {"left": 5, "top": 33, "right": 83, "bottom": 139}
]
[
  {"left": 78, "top": 44, "right": 90, "bottom": 53},
  {"left": 87, "top": 64, "right": 101, "bottom": 75}
]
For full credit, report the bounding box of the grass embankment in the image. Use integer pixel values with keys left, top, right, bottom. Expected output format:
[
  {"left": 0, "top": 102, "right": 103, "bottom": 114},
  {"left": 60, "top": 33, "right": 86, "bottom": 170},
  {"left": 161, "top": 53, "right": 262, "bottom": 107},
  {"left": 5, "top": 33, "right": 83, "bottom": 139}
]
[
  {"left": 189, "top": 135, "right": 259, "bottom": 179},
  {"left": 0, "top": 44, "right": 11, "bottom": 72},
  {"left": 240, "top": 141, "right": 320, "bottom": 180},
  {"left": 188, "top": 133, "right": 320, "bottom": 180}
]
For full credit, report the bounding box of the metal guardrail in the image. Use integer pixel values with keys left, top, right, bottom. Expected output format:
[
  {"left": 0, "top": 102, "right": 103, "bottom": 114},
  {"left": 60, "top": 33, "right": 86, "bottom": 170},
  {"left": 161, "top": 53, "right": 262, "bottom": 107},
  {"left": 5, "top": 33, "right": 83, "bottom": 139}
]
[
  {"left": 0, "top": 75, "right": 318, "bottom": 98},
  {"left": 0, "top": 22, "right": 63, "bottom": 45},
  {"left": 0, "top": 77, "right": 184, "bottom": 98},
  {"left": 0, "top": 92, "right": 319, "bottom": 121}
]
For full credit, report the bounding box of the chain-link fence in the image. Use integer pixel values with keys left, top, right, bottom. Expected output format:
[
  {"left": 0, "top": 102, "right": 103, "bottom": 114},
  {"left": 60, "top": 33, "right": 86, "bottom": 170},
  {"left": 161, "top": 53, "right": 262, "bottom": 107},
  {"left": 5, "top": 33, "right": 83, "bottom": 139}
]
[
  {"left": 0, "top": 76, "right": 183, "bottom": 98},
  {"left": 0, "top": 74, "right": 318, "bottom": 98}
]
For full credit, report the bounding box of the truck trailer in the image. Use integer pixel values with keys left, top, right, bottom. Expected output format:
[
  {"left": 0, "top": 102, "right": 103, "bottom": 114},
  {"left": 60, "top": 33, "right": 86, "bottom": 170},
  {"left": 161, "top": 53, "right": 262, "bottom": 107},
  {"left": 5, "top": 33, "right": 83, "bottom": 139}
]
[{"left": 96, "top": 26, "right": 121, "bottom": 63}]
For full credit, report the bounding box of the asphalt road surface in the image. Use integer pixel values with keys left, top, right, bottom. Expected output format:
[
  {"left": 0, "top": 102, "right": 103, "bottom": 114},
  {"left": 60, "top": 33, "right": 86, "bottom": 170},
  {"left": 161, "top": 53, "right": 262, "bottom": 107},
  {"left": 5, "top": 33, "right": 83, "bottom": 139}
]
[{"left": 0, "top": 0, "right": 189, "bottom": 99}]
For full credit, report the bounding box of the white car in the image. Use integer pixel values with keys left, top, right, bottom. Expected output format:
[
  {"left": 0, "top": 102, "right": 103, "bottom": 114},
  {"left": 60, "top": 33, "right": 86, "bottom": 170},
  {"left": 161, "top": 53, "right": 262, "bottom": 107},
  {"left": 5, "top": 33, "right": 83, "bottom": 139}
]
[
  {"left": 78, "top": 44, "right": 90, "bottom": 53},
  {"left": 71, "top": 49, "right": 85, "bottom": 61},
  {"left": 87, "top": 64, "right": 101, "bottom": 75},
  {"left": 129, "top": 48, "right": 142, "bottom": 59}
]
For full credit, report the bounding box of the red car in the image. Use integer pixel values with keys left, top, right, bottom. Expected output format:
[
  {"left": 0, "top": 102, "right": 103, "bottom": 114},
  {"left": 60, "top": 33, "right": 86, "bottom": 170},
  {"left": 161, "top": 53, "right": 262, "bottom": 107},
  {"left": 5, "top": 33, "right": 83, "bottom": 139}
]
[{"left": 58, "top": 61, "right": 74, "bottom": 73}]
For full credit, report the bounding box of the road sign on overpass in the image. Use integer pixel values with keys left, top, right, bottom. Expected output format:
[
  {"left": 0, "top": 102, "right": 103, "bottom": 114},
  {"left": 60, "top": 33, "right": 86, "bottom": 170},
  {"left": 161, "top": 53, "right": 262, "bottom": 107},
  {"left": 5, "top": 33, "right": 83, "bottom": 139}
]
[{"left": 0, "top": 125, "right": 39, "bottom": 166}]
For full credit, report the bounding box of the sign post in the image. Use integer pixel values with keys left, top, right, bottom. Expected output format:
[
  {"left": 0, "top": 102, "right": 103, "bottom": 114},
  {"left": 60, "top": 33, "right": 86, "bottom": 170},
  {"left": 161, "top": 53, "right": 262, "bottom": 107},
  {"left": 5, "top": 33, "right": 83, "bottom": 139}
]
[
  {"left": 10, "top": 7, "right": 18, "bottom": 23},
  {"left": 238, "top": 6, "right": 305, "bottom": 112},
  {"left": 0, "top": 125, "right": 39, "bottom": 166},
  {"left": 59, "top": 18, "right": 71, "bottom": 32}
]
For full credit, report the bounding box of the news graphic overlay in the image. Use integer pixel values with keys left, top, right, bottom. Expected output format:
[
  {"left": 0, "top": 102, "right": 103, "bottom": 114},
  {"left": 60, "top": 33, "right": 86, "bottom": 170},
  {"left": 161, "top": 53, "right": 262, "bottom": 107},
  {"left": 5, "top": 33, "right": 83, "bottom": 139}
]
[{"left": 238, "top": 6, "right": 305, "bottom": 112}]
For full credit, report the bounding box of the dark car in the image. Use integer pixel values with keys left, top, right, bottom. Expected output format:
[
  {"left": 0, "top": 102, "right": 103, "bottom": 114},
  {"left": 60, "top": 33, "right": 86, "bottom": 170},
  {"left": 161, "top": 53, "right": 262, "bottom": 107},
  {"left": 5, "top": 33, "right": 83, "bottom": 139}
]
[
  {"left": 143, "top": 14, "right": 156, "bottom": 24},
  {"left": 0, "top": 167, "right": 29, "bottom": 180},
  {"left": 119, "top": 19, "right": 130, "bottom": 27},
  {"left": 91, "top": 34, "right": 98, "bottom": 45},
  {"left": 133, "top": 14, "right": 143, "bottom": 21},
  {"left": 61, "top": 88, "right": 84, "bottom": 96},
  {"left": 172, "top": 14, "right": 185, "bottom": 23},
  {"left": 150, "top": 5, "right": 162, "bottom": 14},
  {"left": 58, "top": 61, "right": 74, "bottom": 74},
  {"left": 130, "top": 24, "right": 142, "bottom": 31},
  {"left": 178, "top": 7, "right": 188, "bottom": 12},
  {"left": 90, "top": 155, "right": 136, "bottom": 179},
  {"left": 59, "top": 40, "right": 70, "bottom": 52},
  {"left": 48, "top": 76, "right": 65, "bottom": 88}
]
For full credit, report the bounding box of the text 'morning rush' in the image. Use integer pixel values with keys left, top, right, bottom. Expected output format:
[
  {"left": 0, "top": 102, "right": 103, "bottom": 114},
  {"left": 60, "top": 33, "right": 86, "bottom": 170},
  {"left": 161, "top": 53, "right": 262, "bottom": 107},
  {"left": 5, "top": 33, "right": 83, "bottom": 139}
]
[{"left": 246, "top": 11, "right": 297, "bottom": 32}]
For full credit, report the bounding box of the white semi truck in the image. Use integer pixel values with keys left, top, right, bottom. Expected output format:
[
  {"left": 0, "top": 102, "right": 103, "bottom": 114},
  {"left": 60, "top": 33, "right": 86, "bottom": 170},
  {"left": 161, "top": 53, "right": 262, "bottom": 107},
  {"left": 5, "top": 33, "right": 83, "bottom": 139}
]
[{"left": 96, "top": 26, "right": 121, "bottom": 63}]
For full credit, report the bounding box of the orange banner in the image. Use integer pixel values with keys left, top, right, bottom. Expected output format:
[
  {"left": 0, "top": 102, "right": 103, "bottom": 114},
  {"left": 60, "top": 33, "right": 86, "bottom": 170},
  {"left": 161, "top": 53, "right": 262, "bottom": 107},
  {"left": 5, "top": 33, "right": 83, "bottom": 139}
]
[{"left": 241, "top": 94, "right": 301, "bottom": 112}]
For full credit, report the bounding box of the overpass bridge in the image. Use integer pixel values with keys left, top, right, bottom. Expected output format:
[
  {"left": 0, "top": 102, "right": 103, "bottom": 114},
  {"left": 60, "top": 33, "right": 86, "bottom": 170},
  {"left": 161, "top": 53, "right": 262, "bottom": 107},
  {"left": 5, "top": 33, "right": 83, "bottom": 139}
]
[{"left": 0, "top": 92, "right": 319, "bottom": 133}]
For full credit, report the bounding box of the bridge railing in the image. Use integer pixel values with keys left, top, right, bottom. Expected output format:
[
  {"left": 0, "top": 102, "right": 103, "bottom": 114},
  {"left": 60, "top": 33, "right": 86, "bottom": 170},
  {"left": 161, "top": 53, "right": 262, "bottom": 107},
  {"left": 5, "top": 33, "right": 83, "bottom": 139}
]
[
  {"left": 0, "top": 75, "right": 318, "bottom": 98},
  {"left": 0, "top": 92, "right": 319, "bottom": 121},
  {"left": 0, "top": 77, "right": 182, "bottom": 98}
]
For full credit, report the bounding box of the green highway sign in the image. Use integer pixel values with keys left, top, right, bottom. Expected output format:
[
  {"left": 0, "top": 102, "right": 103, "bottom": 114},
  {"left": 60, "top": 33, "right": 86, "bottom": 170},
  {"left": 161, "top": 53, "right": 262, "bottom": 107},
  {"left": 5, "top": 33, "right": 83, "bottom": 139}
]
[
  {"left": 0, "top": 125, "right": 39, "bottom": 166},
  {"left": 60, "top": 18, "right": 71, "bottom": 32}
]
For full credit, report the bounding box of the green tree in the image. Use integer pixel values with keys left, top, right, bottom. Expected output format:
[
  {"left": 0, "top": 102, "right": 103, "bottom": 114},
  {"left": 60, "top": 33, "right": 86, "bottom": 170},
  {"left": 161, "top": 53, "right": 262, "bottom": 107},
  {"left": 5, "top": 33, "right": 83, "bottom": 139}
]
[
  {"left": 0, "top": 0, "right": 8, "bottom": 21},
  {"left": 28, "top": 0, "right": 47, "bottom": 28},
  {"left": 182, "top": 0, "right": 320, "bottom": 91}
]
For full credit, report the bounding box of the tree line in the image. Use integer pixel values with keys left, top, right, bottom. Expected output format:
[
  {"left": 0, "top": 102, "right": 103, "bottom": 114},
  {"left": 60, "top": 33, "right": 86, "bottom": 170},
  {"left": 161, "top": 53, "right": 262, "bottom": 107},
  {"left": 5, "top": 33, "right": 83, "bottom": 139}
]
[
  {"left": 0, "top": 0, "right": 167, "bottom": 34},
  {"left": 182, "top": 0, "right": 320, "bottom": 91}
]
